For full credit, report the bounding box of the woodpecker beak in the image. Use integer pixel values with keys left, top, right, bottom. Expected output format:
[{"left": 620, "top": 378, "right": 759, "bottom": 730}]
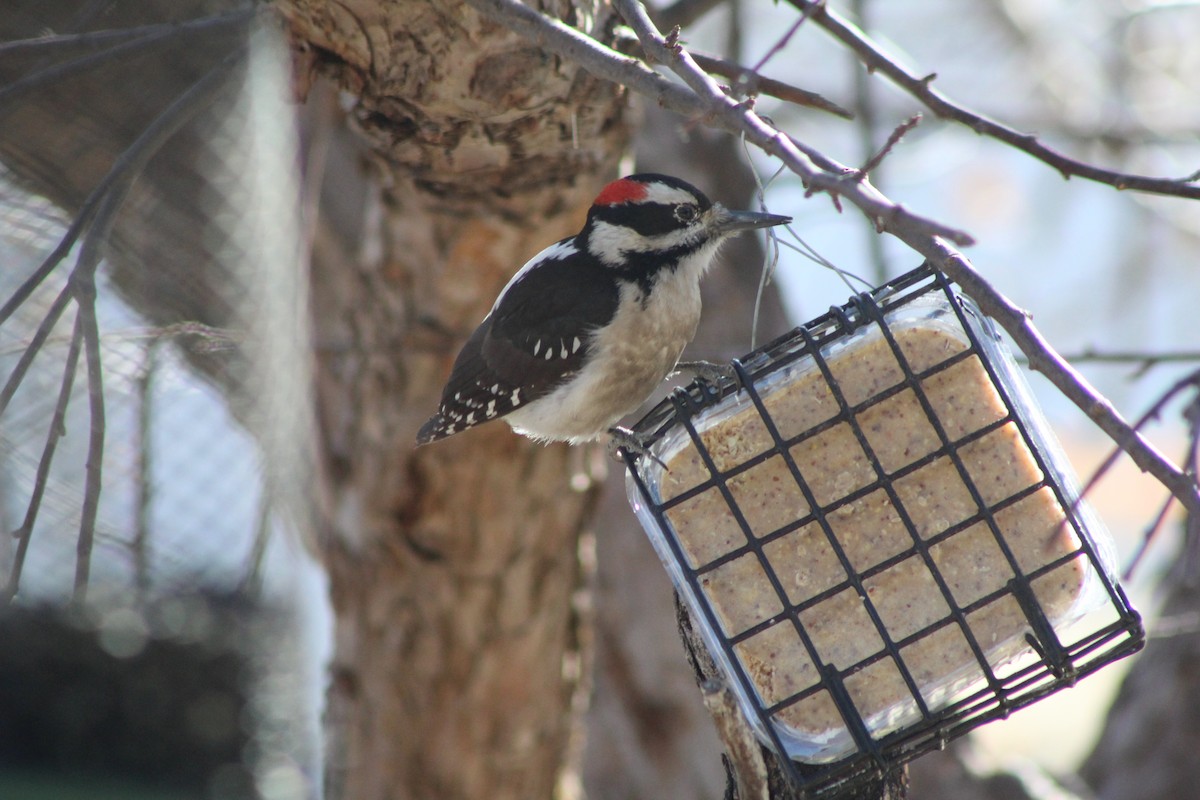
[{"left": 711, "top": 205, "right": 792, "bottom": 236}]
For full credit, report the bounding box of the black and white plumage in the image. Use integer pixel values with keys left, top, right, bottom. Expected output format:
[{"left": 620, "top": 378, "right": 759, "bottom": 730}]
[{"left": 416, "top": 173, "right": 790, "bottom": 447}]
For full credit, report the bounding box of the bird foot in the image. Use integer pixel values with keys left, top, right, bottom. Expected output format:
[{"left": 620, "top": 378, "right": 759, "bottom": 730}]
[
  {"left": 675, "top": 359, "right": 736, "bottom": 387},
  {"left": 607, "top": 426, "right": 667, "bottom": 470}
]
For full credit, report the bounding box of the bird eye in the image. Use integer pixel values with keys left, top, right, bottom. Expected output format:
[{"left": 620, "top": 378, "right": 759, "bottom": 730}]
[{"left": 674, "top": 204, "right": 698, "bottom": 223}]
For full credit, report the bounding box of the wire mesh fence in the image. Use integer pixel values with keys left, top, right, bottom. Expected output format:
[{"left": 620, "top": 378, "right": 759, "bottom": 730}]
[{"left": 0, "top": 9, "right": 319, "bottom": 798}]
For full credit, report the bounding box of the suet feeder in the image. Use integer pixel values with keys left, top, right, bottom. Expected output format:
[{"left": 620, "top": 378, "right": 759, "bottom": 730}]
[{"left": 624, "top": 263, "right": 1143, "bottom": 795}]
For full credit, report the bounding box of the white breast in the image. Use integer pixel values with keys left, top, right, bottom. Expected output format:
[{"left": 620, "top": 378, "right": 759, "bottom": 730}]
[{"left": 505, "top": 245, "right": 719, "bottom": 443}]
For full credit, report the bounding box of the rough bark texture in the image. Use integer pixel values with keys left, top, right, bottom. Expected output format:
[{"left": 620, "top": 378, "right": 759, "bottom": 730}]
[{"left": 279, "top": 1, "right": 631, "bottom": 797}]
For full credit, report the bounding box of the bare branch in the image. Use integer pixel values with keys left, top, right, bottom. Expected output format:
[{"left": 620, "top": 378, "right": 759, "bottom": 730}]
[
  {"left": 689, "top": 51, "right": 852, "bottom": 119},
  {"left": 0, "top": 9, "right": 252, "bottom": 110},
  {"left": 748, "top": 2, "right": 816, "bottom": 73},
  {"left": 0, "top": 8, "right": 255, "bottom": 60},
  {"left": 4, "top": 312, "right": 84, "bottom": 603},
  {"left": 0, "top": 285, "right": 73, "bottom": 415},
  {"left": 612, "top": 29, "right": 852, "bottom": 118},
  {"left": 0, "top": 48, "right": 245, "bottom": 329},
  {"left": 133, "top": 342, "right": 157, "bottom": 597},
  {"left": 1, "top": 46, "right": 245, "bottom": 602},
  {"left": 925, "top": 244, "right": 1200, "bottom": 516},
  {"left": 786, "top": 0, "right": 1200, "bottom": 200},
  {"left": 856, "top": 114, "right": 921, "bottom": 178},
  {"left": 1046, "top": 349, "right": 1200, "bottom": 374},
  {"left": 609, "top": 0, "right": 975, "bottom": 244},
  {"left": 72, "top": 270, "right": 105, "bottom": 606},
  {"left": 466, "top": 0, "right": 1199, "bottom": 515},
  {"left": 0, "top": 212, "right": 93, "bottom": 329}
]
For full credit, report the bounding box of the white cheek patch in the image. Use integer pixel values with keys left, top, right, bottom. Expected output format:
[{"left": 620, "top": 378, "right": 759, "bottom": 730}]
[{"left": 589, "top": 220, "right": 700, "bottom": 267}]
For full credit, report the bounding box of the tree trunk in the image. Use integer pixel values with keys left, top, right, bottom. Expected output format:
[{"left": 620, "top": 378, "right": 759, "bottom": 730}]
[
  {"left": 1080, "top": 510, "right": 1200, "bottom": 800},
  {"left": 280, "top": 1, "right": 631, "bottom": 796}
]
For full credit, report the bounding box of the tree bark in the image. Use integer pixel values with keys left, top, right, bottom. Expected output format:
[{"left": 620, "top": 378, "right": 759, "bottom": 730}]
[
  {"left": 1080, "top": 511, "right": 1200, "bottom": 800},
  {"left": 280, "top": 1, "right": 631, "bottom": 797}
]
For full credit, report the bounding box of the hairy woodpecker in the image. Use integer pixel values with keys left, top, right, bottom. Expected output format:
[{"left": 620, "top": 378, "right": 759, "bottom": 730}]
[{"left": 416, "top": 173, "right": 790, "bottom": 449}]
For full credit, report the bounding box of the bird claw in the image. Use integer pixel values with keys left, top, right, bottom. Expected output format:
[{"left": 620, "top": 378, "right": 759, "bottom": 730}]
[
  {"left": 607, "top": 426, "right": 667, "bottom": 470},
  {"left": 675, "top": 359, "right": 736, "bottom": 387}
]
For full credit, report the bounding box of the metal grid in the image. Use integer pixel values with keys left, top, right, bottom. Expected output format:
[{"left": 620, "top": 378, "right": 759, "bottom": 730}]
[{"left": 624, "top": 263, "right": 1144, "bottom": 796}]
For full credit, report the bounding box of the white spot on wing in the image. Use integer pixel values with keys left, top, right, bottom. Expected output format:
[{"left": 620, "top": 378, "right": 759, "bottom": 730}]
[
  {"left": 572, "top": 337, "right": 581, "bottom": 353},
  {"left": 533, "top": 339, "right": 541, "bottom": 356}
]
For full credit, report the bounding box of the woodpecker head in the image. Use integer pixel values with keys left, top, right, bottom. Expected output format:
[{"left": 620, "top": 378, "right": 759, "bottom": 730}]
[{"left": 580, "top": 174, "right": 791, "bottom": 274}]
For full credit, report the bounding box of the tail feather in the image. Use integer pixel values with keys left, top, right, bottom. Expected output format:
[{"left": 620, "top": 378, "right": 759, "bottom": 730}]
[{"left": 415, "top": 414, "right": 451, "bottom": 446}]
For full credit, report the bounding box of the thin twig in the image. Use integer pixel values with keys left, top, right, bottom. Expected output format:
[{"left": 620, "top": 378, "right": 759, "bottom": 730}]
[
  {"left": 857, "top": 114, "right": 921, "bottom": 179},
  {"left": 691, "top": 51, "right": 852, "bottom": 118},
  {"left": 0, "top": 8, "right": 255, "bottom": 59},
  {"left": 4, "top": 311, "right": 84, "bottom": 603},
  {"left": 133, "top": 341, "right": 158, "bottom": 598},
  {"left": 612, "top": 0, "right": 976, "bottom": 243},
  {"left": 66, "top": 180, "right": 130, "bottom": 605},
  {"left": 72, "top": 278, "right": 105, "bottom": 605},
  {"left": 239, "top": 489, "right": 275, "bottom": 596},
  {"left": 612, "top": 30, "right": 852, "bottom": 117},
  {"left": 1123, "top": 493, "right": 1179, "bottom": 582},
  {"left": 0, "top": 321, "right": 242, "bottom": 358},
  {"left": 6, "top": 48, "right": 247, "bottom": 602},
  {"left": 786, "top": 0, "right": 1200, "bottom": 200},
  {"left": 1076, "top": 369, "right": 1200, "bottom": 516},
  {"left": 927, "top": 245, "right": 1200, "bottom": 516},
  {"left": 0, "top": 213, "right": 94, "bottom": 328},
  {"left": 1046, "top": 349, "right": 1200, "bottom": 375},
  {"left": 0, "top": 12, "right": 248, "bottom": 111},
  {"left": 748, "top": 2, "right": 814, "bottom": 74},
  {"left": 0, "top": 285, "right": 73, "bottom": 415},
  {"left": 0, "top": 50, "right": 246, "bottom": 330}
]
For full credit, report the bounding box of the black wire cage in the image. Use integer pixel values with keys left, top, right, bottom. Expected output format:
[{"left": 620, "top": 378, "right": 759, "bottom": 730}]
[{"left": 623, "top": 263, "right": 1144, "bottom": 796}]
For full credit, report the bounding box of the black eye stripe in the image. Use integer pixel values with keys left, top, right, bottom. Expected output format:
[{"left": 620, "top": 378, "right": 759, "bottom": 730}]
[{"left": 593, "top": 202, "right": 704, "bottom": 237}]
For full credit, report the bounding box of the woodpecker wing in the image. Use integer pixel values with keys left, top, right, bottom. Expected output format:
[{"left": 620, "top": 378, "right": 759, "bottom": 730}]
[{"left": 416, "top": 242, "right": 619, "bottom": 444}]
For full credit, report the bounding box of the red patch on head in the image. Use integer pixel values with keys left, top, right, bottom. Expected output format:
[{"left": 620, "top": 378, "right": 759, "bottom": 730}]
[{"left": 594, "top": 178, "right": 649, "bottom": 206}]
